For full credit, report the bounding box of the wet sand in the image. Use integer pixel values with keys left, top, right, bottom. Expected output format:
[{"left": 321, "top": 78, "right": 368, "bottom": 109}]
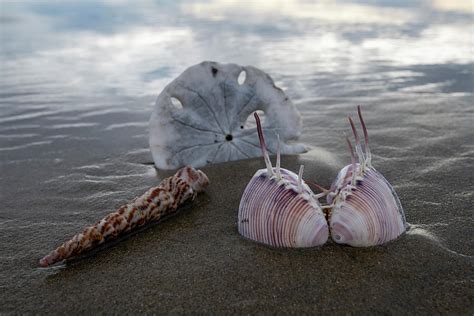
[
  {"left": 1, "top": 1, "right": 473, "bottom": 312},
  {"left": 1, "top": 96, "right": 472, "bottom": 314}
]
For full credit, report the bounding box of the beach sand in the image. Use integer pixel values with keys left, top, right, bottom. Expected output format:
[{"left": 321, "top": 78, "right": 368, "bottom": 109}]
[
  {"left": 1, "top": 1, "right": 473, "bottom": 312},
  {"left": 1, "top": 96, "right": 472, "bottom": 314}
]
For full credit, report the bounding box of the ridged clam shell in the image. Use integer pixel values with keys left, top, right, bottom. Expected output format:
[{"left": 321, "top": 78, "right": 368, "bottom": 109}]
[
  {"left": 238, "top": 168, "right": 328, "bottom": 248},
  {"left": 328, "top": 164, "right": 406, "bottom": 247}
]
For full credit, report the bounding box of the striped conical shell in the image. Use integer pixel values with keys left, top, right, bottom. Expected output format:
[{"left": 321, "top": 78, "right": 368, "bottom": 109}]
[
  {"left": 39, "top": 166, "right": 209, "bottom": 267},
  {"left": 328, "top": 164, "right": 406, "bottom": 247},
  {"left": 238, "top": 168, "right": 328, "bottom": 248}
]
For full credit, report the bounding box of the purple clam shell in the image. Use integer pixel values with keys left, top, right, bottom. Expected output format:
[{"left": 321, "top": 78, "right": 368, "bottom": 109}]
[
  {"left": 238, "top": 168, "right": 328, "bottom": 248},
  {"left": 328, "top": 165, "right": 406, "bottom": 247}
]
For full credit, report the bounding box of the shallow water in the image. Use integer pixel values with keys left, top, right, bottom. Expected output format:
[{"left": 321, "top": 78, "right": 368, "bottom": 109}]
[{"left": 1, "top": 0, "right": 473, "bottom": 313}]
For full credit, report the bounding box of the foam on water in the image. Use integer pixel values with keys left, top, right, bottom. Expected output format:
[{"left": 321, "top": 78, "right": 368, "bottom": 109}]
[
  {"left": 104, "top": 121, "right": 148, "bottom": 131},
  {"left": 0, "top": 140, "right": 53, "bottom": 152},
  {"left": 407, "top": 225, "right": 473, "bottom": 259}
]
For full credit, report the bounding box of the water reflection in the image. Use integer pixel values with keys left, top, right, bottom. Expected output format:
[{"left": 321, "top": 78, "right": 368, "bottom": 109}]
[{"left": 0, "top": 0, "right": 472, "bottom": 104}]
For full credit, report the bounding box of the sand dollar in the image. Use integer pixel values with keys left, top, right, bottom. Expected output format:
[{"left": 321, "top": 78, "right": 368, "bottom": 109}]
[{"left": 149, "top": 61, "right": 306, "bottom": 169}]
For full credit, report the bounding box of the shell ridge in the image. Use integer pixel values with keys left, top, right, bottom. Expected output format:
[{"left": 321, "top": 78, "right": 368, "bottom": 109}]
[
  {"left": 367, "top": 169, "right": 404, "bottom": 242},
  {"left": 294, "top": 198, "right": 316, "bottom": 246},
  {"left": 177, "top": 82, "right": 227, "bottom": 134},
  {"left": 289, "top": 198, "right": 311, "bottom": 247},
  {"left": 219, "top": 78, "right": 231, "bottom": 132},
  {"left": 283, "top": 191, "right": 302, "bottom": 247},
  {"left": 274, "top": 184, "right": 295, "bottom": 247},
  {"left": 238, "top": 168, "right": 328, "bottom": 248},
  {"left": 171, "top": 114, "right": 221, "bottom": 134},
  {"left": 330, "top": 165, "right": 406, "bottom": 246},
  {"left": 271, "top": 182, "right": 290, "bottom": 247},
  {"left": 262, "top": 177, "right": 281, "bottom": 244},
  {"left": 234, "top": 93, "right": 257, "bottom": 124},
  {"left": 168, "top": 83, "right": 223, "bottom": 132},
  {"left": 345, "top": 179, "right": 384, "bottom": 244},
  {"left": 254, "top": 174, "right": 273, "bottom": 243}
]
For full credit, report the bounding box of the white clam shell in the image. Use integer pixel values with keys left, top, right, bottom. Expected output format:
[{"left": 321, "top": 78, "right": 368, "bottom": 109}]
[
  {"left": 238, "top": 168, "right": 329, "bottom": 248},
  {"left": 325, "top": 106, "right": 407, "bottom": 247},
  {"left": 328, "top": 164, "right": 406, "bottom": 247},
  {"left": 149, "top": 61, "right": 306, "bottom": 170}
]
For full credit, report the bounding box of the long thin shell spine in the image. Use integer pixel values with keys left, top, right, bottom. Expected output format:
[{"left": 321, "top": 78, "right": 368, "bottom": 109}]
[{"left": 39, "top": 166, "right": 209, "bottom": 267}]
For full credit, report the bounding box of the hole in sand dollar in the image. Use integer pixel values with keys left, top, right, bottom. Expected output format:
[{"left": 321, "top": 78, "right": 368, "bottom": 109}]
[
  {"left": 243, "top": 110, "right": 265, "bottom": 129},
  {"left": 170, "top": 97, "right": 183, "bottom": 110},
  {"left": 238, "top": 70, "right": 246, "bottom": 85}
]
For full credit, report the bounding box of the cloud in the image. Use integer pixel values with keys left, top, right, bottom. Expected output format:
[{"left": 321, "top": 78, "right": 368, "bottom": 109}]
[
  {"left": 430, "top": 0, "right": 472, "bottom": 13},
  {"left": 182, "top": 0, "right": 417, "bottom": 25}
]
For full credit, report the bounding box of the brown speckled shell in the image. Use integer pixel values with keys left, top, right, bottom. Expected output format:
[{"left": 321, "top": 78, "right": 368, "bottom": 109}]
[{"left": 39, "top": 166, "right": 209, "bottom": 267}]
